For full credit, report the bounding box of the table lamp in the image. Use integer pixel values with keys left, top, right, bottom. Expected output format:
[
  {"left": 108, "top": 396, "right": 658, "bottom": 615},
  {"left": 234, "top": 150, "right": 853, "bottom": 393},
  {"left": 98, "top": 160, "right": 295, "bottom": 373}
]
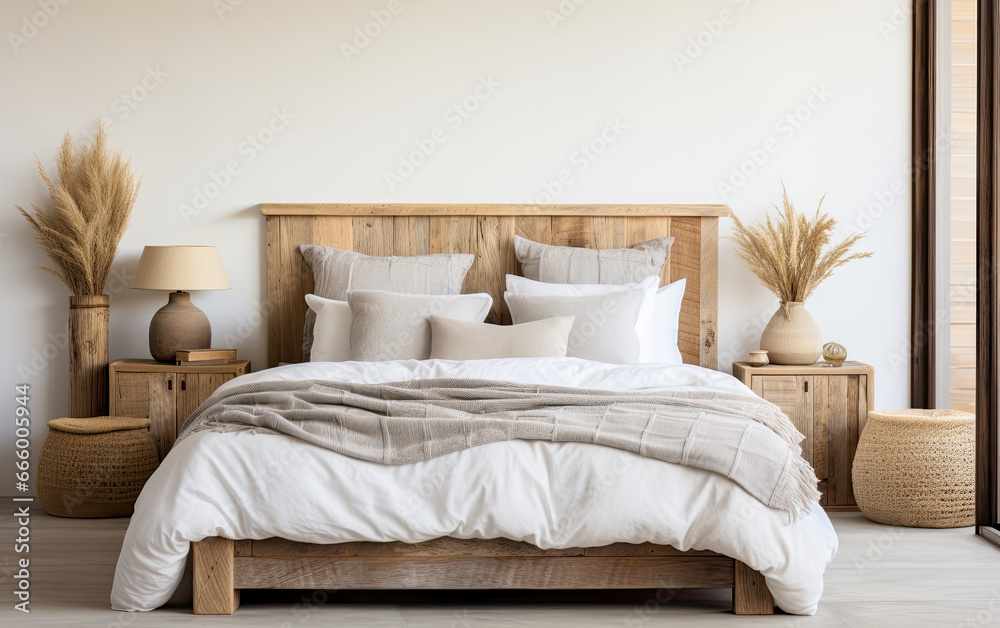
[{"left": 130, "top": 246, "right": 232, "bottom": 362}]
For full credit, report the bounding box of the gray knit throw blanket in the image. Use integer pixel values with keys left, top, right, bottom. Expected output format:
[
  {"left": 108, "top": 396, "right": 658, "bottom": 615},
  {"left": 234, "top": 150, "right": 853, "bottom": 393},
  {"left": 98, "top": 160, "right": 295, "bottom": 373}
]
[{"left": 177, "top": 378, "right": 821, "bottom": 520}]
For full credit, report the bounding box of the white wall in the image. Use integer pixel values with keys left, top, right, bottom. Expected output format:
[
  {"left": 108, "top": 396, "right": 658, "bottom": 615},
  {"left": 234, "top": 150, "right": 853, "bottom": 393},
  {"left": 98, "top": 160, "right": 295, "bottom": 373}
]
[{"left": 0, "top": 0, "right": 911, "bottom": 492}]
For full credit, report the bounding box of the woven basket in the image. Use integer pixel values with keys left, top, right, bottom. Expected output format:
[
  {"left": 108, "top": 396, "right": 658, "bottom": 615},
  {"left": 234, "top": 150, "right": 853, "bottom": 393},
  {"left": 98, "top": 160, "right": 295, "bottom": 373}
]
[
  {"left": 37, "top": 416, "right": 159, "bottom": 518},
  {"left": 852, "top": 409, "right": 974, "bottom": 528}
]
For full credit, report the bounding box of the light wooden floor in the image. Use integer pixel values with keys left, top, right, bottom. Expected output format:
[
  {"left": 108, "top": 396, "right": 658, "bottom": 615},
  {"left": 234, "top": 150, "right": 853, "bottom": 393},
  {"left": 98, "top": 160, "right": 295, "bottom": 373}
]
[{"left": 0, "top": 506, "right": 998, "bottom": 627}]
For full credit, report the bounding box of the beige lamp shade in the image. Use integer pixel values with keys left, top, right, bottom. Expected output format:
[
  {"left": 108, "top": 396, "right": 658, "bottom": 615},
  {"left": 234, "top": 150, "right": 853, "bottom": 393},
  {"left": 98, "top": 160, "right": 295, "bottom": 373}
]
[{"left": 130, "top": 246, "right": 231, "bottom": 291}]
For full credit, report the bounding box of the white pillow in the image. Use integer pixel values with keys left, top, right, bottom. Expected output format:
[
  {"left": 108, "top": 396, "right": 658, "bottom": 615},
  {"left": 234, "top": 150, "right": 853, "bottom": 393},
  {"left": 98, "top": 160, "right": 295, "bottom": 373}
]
[
  {"left": 304, "top": 294, "right": 353, "bottom": 362},
  {"left": 506, "top": 275, "right": 686, "bottom": 364},
  {"left": 307, "top": 278, "right": 686, "bottom": 364},
  {"left": 652, "top": 278, "right": 686, "bottom": 365},
  {"left": 504, "top": 289, "right": 646, "bottom": 364},
  {"left": 506, "top": 274, "right": 657, "bottom": 362}
]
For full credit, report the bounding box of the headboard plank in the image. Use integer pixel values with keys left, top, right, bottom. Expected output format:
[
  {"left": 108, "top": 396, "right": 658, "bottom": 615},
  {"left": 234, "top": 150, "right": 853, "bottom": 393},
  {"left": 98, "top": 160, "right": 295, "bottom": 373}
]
[
  {"left": 279, "top": 216, "right": 313, "bottom": 366},
  {"left": 263, "top": 205, "right": 726, "bottom": 369},
  {"left": 262, "top": 203, "right": 729, "bottom": 217},
  {"left": 312, "top": 216, "right": 353, "bottom": 249},
  {"left": 592, "top": 216, "right": 628, "bottom": 249},
  {"left": 551, "top": 216, "right": 594, "bottom": 249},
  {"left": 354, "top": 216, "right": 393, "bottom": 256},
  {"left": 514, "top": 216, "right": 552, "bottom": 247},
  {"left": 473, "top": 216, "right": 512, "bottom": 324},
  {"left": 670, "top": 217, "right": 702, "bottom": 365},
  {"left": 699, "top": 217, "right": 720, "bottom": 367},
  {"left": 393, "top": 216, "right": 430, "bottom": 256},
  {"left": 265, "top": 214, "right": 282, "bottom": 367},
  {"left": 626, "top": 217, "right": 673, "bottom": 286}
]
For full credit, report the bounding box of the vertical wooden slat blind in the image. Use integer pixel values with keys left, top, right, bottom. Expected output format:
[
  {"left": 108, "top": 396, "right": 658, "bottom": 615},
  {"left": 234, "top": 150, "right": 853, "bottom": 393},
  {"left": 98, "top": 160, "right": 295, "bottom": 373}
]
[{"left": 951, "top": 0, "right": 978, "bottom": 412}]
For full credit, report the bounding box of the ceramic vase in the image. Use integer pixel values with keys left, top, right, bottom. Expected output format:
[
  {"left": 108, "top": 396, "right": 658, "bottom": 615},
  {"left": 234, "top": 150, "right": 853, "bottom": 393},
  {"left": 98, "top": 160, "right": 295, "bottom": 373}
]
[{"left": 759, "top": 302, "right": 822, "bottom": 365}]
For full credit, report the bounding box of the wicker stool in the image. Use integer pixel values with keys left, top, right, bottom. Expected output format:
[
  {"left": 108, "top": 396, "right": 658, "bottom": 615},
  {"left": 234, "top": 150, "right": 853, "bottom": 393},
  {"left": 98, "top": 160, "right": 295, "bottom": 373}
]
[
  {"left": 37, "top": 417, "right": 159, "bottom": 518},
  {"left": 852, "top": 409, "right": 974, "bottom": 528}
]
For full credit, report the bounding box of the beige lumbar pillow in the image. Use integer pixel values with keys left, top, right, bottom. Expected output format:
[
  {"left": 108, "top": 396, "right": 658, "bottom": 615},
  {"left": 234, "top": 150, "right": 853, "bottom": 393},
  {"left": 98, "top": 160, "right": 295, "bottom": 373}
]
[{"left": 429, "top": 315, "right": 575, "bottom": 360}]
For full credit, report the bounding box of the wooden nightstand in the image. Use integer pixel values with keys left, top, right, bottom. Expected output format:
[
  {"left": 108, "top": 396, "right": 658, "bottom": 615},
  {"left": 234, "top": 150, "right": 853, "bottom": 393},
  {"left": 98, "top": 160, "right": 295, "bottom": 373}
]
[
  {"left": 732, "top": 361, "right": 874, "bottom": 510},
  {"left": 109, "top": 359, "right": 250, "bottom": 460}
]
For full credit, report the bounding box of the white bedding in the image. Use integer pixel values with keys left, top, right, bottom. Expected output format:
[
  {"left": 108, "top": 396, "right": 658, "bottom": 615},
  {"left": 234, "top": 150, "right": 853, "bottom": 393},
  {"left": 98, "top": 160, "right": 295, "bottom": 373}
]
[{"left": 111, "top": 358, "right": 838, "bottom": 615}]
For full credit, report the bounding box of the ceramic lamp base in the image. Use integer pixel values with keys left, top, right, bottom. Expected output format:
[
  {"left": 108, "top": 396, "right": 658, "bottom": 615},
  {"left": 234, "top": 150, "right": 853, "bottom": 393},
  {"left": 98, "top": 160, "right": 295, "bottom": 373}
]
[{"left": 148, "top": 291, "right": 211, "bottom": 362}]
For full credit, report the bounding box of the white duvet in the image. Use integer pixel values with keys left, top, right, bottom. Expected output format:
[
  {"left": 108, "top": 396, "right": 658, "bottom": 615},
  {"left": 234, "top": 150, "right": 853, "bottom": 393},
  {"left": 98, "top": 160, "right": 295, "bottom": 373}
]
[{"left": 111, "top": 358, "right": 838, "bottom": 615}]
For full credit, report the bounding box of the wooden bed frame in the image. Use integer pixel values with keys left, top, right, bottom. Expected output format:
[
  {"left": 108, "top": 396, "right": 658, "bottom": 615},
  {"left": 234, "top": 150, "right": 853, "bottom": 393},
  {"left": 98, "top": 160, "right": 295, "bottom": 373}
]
[{"left": 191, "top": 203, "right": 775, "bottom": 615}]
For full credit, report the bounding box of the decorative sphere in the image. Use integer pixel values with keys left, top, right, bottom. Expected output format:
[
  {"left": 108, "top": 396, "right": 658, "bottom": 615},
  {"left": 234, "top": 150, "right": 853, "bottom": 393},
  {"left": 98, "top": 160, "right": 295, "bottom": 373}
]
[{"left": 822, "top": 342, "right": 847, "bottom": 367}]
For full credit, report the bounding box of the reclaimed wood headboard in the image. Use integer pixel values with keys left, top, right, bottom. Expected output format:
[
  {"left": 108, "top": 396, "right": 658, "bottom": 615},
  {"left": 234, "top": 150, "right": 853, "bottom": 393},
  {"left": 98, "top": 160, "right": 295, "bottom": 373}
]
[{"left": 261, "top": 204, "right": 728, "bottom": 369}]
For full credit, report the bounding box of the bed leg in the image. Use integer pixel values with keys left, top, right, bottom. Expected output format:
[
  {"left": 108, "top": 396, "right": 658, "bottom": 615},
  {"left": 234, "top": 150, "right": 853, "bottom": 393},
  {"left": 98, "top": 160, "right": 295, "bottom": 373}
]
[
  {"left": 733, "top": 561, "right": 774, "bottom": 615},
  {"left": 193, "top": 537, "right": 240, "bottom": 615}
]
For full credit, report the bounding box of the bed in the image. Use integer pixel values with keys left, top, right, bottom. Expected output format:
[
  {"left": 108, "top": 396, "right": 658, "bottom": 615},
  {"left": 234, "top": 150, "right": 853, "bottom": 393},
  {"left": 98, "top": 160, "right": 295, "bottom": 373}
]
[{"left": 110, "top": 204, "right": 838, "bottom": 616}]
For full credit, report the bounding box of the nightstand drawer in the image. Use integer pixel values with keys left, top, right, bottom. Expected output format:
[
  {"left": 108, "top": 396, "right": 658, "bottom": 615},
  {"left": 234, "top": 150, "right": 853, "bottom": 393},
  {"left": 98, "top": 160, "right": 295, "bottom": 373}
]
[
  {"left": 751, "top": 375, "right": 815, "bottom": 474},
  {"left": 735, "top": 361, "right": 874, "bottom": 510},
  {"left": 109, "top": 359, "right": 250, "bottom": 460}
]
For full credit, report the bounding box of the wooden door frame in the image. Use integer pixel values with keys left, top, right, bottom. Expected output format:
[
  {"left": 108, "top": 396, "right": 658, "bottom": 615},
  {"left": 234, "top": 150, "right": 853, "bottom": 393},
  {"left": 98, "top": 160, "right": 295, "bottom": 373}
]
[
  {"left": 977, "top": 0, "right": 1000, "bottom": 534},
  {"left": 913, "top": 0, "right": 998, "bottom": 535},
  {"left": 912, "top": 0, "right": 937, "bottom": 409}
]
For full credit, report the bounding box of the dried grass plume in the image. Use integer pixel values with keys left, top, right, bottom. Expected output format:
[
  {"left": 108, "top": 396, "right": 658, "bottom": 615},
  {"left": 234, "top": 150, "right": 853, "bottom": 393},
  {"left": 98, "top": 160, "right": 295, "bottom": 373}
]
[
  {"left": 16, "top": 121, "right": 141, "bottom": 295},
  {"left": 727, "top": 183, "right": 872, "bottom": 315}
]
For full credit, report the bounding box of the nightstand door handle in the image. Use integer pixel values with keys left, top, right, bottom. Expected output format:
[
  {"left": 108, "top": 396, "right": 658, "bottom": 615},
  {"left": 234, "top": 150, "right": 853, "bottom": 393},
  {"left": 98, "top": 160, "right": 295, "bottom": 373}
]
[
  {"left": 181, "top": 379, "right": 186, "bottom": 391},
  {"left": 167, "top": 379, "right": 172, "bottom": 391},
  {"left": 804, "top": 381, "right": 808, "bottom": 393}
]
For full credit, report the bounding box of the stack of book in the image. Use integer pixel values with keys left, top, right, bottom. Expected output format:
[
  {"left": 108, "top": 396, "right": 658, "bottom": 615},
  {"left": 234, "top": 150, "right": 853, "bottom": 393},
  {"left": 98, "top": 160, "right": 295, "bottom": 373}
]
[{"left": 174, "top": 348, "right": 238, "bottom": 366}]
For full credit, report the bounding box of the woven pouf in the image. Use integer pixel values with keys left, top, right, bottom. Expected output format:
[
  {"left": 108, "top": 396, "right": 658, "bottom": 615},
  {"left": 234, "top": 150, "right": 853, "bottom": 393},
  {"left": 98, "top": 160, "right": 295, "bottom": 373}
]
[
  {"left": 37, "top": 417, "right": 159, "bottom": 518},
  {"left": 852, "top": 409, "right": 974, "bottom": 528}
]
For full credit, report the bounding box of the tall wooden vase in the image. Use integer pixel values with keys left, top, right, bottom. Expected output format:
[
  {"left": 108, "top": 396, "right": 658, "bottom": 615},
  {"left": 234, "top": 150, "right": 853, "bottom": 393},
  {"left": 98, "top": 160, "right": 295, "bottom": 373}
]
[{"left": 69, "top": 295, "right": 110, "bottom": 417}]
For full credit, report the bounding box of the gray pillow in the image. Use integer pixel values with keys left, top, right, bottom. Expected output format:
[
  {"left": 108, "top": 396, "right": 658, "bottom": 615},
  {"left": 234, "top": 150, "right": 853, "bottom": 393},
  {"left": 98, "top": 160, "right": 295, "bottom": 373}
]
[
  {"left": 300, "top": 245, "right": 475, "bottom": 360},
  {"left": 504, "top": 289, "right": 645, "bottom": 364},
  {"left": 348, "top": 290, "right": 492, "bottom": 361},
  {"left": 429, "top": 315, "right": 575, "bottom": 360},
  {"left": 514, "top": 235, "right": 673, "bottom": 284}
]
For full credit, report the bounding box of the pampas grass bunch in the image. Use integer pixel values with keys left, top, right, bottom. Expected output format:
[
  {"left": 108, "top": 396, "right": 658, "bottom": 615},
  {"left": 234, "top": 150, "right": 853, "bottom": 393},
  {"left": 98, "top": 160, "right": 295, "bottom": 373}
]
[
  {"left": 728, "top": 184, "right": 871, "bottom": 316},
  {"left": 16, "top": 121, "right": 140, "bottom": 295}
]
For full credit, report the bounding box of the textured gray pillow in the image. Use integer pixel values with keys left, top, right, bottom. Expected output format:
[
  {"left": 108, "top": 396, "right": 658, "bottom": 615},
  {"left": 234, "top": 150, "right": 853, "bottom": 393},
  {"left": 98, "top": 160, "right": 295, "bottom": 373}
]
[
  {"left": 429, "top": 315, "right": 575, "bottom": 360},
  {"left": 348, "top": 290, "right": 492, "bottom": 362},
  {"left": 504, "top": 289, "right": 645, "bottom": 364},
  {"left": 300, "top": 245, "right": 475, "bottom": 360},
  {"left": 514, "top": 235, "right": 673, "bottom": 284}
]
